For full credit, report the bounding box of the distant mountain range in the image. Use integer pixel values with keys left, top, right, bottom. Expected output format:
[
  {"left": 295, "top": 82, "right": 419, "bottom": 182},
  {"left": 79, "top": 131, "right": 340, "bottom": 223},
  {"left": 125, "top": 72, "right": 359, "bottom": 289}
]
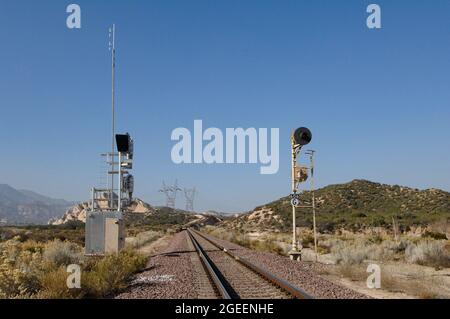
[
  {"left": 0, "top": 184, "right": 74, "bottom": 225},
  {"left": 3, "top": 180, "right": 449, "bottom": 231}
]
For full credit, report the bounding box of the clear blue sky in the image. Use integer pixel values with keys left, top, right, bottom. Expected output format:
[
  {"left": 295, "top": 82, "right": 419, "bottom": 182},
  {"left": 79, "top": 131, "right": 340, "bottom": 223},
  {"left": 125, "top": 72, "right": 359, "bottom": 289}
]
[{"left": 1, "top": 0, "right": 449, "bottom": 212}]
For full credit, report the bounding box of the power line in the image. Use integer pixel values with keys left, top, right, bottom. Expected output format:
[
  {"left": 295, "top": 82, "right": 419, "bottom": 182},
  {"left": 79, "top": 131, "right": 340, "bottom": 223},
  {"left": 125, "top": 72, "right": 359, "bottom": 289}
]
[
  {"left": 184, "top": 187, "right": 197, "bottom": 212},
  {"left": 159, "top": 180, "right": 182, "bottom": 209}
]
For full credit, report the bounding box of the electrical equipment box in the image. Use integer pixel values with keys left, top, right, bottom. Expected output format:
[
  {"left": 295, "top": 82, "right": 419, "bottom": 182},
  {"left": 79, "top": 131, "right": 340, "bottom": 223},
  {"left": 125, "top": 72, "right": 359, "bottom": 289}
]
[{"left": 85, "top": 211, "right": 125, "bottom": 255}]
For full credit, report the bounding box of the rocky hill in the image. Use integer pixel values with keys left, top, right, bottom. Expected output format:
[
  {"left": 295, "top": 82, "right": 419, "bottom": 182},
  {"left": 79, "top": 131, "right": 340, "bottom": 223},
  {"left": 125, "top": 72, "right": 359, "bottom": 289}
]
[
  {"left": 224, "top": 180, "right": 450, "bottom": 233},
  {"left": 0, "top": 184, "right": 73, "bottom": 225},
  {"left": 49, "top": 198, "right": 155, "bottom": 225},
  {"left": 49, "top": 195, "right": 223, "bottom": 230}
]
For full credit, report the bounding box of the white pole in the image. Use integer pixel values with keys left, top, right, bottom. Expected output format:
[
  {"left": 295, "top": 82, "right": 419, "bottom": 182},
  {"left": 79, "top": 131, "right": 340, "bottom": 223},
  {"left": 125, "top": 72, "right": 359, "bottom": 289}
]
[{"left": 291, "top": 145, "right": 298, "bottom": 255}]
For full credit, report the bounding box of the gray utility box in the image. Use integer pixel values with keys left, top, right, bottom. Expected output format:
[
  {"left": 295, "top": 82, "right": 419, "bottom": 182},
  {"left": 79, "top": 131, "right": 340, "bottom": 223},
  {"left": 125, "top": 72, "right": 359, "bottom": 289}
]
[{"left": 85, "top": 211, "right": 125, "bottom": 255}]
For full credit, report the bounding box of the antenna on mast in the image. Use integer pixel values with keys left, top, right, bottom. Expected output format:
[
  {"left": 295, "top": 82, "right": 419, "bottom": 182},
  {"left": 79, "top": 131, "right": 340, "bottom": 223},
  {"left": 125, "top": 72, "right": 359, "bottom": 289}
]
[{"left": 109, "top": 24, "right": 116, "bottom": 208}]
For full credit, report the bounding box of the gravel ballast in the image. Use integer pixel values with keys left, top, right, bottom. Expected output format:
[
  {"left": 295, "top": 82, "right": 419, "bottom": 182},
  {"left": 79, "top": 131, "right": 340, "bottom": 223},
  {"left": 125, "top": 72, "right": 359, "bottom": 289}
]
[
  {"left": 116, "top": 231, "right": 198, "bottom": 299},
  {"left": 116, "top": 230, "right": 370, "bottom": 299},
  {"left": 198, "top": 231, "right": 370, "bottom": 299}
]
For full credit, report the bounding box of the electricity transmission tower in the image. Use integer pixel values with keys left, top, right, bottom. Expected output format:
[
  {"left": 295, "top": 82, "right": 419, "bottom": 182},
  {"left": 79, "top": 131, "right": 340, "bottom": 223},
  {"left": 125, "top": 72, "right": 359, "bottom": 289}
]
[
  {"left": 184, "top": 187, "right": 197, "bottom": 212},
  {"left": 159, "top": 180, "right": 181, "bottom": 209}
]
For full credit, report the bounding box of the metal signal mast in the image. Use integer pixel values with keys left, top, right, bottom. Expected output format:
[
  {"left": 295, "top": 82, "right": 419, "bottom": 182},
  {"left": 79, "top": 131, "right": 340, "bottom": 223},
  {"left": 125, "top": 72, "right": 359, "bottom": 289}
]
[
  {"left": 109, "top": 24, "right": 116, "bottom": 209},
  {"left": 159, "top": 180, "right": 182, "bottom": 209},
  {"left": 289, "top": 127, "right": 312, "bottom": 261},
  {"left": 184, "top": 187, "right": 197, "bottom": 212},
  {"left": 85, "top": 25, "right": 135, "bottom": 256}
]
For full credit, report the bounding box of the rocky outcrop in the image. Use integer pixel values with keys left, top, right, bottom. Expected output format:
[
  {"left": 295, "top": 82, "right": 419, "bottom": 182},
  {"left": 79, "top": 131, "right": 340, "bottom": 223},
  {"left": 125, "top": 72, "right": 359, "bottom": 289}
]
[{"left": 49, "top": 198, "right": 154, "bottom": 225}]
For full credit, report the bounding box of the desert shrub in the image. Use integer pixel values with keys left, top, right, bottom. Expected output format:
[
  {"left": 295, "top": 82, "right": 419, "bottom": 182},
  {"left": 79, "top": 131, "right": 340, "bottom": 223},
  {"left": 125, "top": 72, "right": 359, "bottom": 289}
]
[
  {"left": 301, "top": 234, "right": 315, "bottom": 248},
  {"left": 43, "top": 240, "right": 84, "bottom": 266},
  {"left": 319, "top": 238, "right": 343, "bottom": 249},
  {"left": 331, "top": 239, "right": 399, "bottom": 265},
  {"left": 317, "top": 221, "right": 337, "bottom": 233},
  {"left": 366, "top": 234, "right": 383, "bottom": 245},
  {"left": 405, "top": 241, "right": 450, "bottom": 268},
  {"left": 0, "top": 228, "right": 19, "bottom": 242},
  {"left": 234, "top": 235, "right": 251, "bottom": 248},
  {"left": 82, "top": 250, "right": 146, "bottom": 298},
  {"left": 248, "top": 240, "right": 287, "bottom": 255},
  {"left": 318, "top": 238, "right": 346, "bottom": 255},
  {"left": 0, "top": 238, "right": 146, "bottom": 299},
  {"left": 428, "top": 219, "right": 450, "bottom": 237},
  {"left": 0, "top": 266, "right": 37, "bottom": 298},
  {"left": 385, "top": 240, "right": 409, "bottom": 254},
  {"left": 316, "top": 246, "right": 330, "bottom": 255},
  {"left": 0, "top": 240, "right": 44, "bottom": 298},
  {"left": 332, "top": 242, "right": 367, "bottom": 265},
  {"left": 37, "top": 266, "right": 82, "bottom": 299},
  {"left": 365, "top": 245, "right": 391, "bottom": 261}
]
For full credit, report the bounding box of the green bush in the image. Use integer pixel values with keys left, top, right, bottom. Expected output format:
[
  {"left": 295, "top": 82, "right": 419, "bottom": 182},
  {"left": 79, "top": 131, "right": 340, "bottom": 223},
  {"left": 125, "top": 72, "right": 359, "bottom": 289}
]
[
  {"left": 82, "top": 250, "right": 146, "bottom": 298},
  {"left": 301, "top": 234, "right": 315, "bottom": 248}
]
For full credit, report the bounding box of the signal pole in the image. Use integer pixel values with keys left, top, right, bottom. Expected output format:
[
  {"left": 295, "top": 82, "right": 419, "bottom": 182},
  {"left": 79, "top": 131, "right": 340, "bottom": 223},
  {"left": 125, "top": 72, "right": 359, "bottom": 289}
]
[
  {"left": 85, "top": 25, "right": 135, "bottom": 256},
  {"left": 306, "top": 150, "right": 317, "bottom": 262},
  {"left": 289, "top": 127, "right": 312, "bottom": 261},
  {"left": 110, "top": 24, "right": 116, "bottom": 209},
  {"left": 291, "top": 145, "right": 299, "bottom": 254}
]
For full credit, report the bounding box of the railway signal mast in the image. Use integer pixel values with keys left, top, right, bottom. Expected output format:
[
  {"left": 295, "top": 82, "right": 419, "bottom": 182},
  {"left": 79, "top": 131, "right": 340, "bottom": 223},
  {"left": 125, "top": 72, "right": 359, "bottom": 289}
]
[
  {"left": 289, "top": 127, "right": 313, "bottom": 261},
  {"left": 85, "top": 25, "right": 135, "bottom": 255}
]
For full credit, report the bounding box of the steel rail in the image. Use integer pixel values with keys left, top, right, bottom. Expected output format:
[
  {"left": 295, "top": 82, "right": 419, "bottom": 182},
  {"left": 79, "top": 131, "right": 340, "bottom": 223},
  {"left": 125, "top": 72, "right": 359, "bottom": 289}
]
[
  {"left": 187, "top": 229, "right": 231, "bottom": 299},
  {"left": 189, "top": 228, "right": 313, "bottom": 300}
]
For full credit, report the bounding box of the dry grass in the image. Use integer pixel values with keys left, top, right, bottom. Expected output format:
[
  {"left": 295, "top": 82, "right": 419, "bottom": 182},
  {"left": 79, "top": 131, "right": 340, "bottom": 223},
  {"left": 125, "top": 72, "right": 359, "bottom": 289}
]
[
  {"left": 384, "top": 276, "right": 441, "bottom": 298},
  {"left": 43, "top": 240, "right": 84, "bottom": 266},
  {"left": 37, "top": 266, "right": 78, "bottom": 299},
  {"left": 126, "top": 230, "right": 162, "bottom": 249},
  {"left": 428, "top": 219, "right": 450, "bottom": 238},
  {"left": 206, "top": 227, "right": 450, "bottom": 299},
  {"left": 204, "top": 226, "right": 289, "bottom": 255},
  {"left": 333, "top": 262, "right": 445, "bottom": 299},
  {"left": 335, "top": 264, "right": 367, "bottom": 282},
  {"left": 405, "top": 240, "right": 450, "bottom": 269},
  {"left": 0, "top": 238, "right": 146, "bottom": 299}
]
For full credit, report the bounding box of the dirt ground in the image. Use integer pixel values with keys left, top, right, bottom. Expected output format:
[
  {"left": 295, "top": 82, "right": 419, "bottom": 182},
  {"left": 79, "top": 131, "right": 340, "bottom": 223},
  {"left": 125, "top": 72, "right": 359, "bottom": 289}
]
[{"left": 303, "top": 250, "right": 450, "bottom": 299}]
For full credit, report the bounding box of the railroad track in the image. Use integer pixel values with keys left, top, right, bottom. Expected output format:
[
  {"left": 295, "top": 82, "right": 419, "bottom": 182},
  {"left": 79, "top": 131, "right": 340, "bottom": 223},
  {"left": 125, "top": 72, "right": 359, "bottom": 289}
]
[{"left": 187, "top": 228, "right": 313, "bottom": 300}]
